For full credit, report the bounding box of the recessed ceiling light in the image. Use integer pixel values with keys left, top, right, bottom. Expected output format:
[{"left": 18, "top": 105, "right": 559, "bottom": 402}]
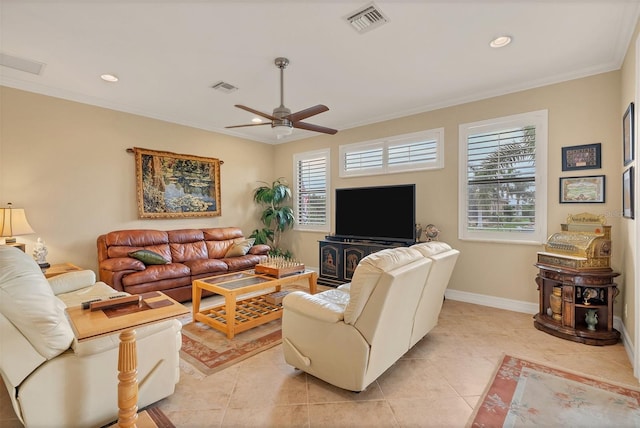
[
  {"left": 490, "top": 35, "right": 512, "bottom": 48},
  {"left": 100, "top": 73, "right": 119, "bottom": 82},
  {"left": 251, "top": 117, "right": 263, "bottom": 123}
]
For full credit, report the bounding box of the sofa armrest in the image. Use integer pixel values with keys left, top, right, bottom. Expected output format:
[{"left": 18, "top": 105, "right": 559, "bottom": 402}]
[
  {"left": 283, "top": 291, "right": 345, "bottom": 323},
  {"left": 248, "top": 244, "right": 270, "bottom": 255},
  {"left": 100, "top": 257, "right": 145, "bottom": 272},
  {"left": 48, "top": 270, "right": 97, "bottom": 295}
]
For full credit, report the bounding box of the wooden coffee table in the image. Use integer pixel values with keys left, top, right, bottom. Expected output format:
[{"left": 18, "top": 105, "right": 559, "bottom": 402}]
[{"left": 192, "top": 269, "right": 317, "bottom": 339}]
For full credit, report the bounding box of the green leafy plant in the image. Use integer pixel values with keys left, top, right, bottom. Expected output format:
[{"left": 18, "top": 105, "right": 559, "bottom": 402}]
[{"left": 249, "top": 178, "right": 295, "bottom": 257}]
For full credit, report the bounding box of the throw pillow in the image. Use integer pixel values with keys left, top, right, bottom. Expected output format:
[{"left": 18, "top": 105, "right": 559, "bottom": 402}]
[
  {"left": 128, "top": 249, "right": 169, "bottom": 265},
  {"left": 224, "top": 238, "right": 255, "bottom": 257}
]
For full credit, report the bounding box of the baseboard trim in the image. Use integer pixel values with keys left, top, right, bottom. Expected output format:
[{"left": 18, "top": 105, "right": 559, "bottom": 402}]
[{"left": 444, "top": 289, "right": 538, "bottom": 314}]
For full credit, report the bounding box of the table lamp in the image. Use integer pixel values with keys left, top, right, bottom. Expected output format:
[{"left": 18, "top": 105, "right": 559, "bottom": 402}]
[{"left": 0, "top": 203, "right": 35, "bottom": 252}]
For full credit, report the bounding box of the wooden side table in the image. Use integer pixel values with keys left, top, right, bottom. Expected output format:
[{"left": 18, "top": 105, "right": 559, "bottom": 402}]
[
  {"left": 534, "top": 263, "right": 620, "bottom": 345},
  {"left": 43, "top": 263, "right": 83, "bottom": 278},
  {"left": 66, "top": 291, "right": 188, "bottom": 427}
]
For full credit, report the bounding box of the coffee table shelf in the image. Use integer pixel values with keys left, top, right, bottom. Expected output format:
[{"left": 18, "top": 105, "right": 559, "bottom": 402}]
[{"left": 195, "top": 294, "right": 283, "bottom": 336}]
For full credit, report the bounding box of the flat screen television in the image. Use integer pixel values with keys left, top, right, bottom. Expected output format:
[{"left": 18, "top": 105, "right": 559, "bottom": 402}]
[{"left": 334, "top": 184, "right": 416, "bottom": 244}]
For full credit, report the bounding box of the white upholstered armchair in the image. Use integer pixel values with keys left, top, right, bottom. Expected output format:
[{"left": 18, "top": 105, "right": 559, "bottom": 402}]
[{"left": 0, "top": 246, "right": 182, "bottom": 427}]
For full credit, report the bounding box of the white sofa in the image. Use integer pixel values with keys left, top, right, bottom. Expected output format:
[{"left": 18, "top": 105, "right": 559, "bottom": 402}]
[
  {"left": 0, "top": 246, "right": 182, "bottom": 428},
  {"left": 282, "top": 242, "right": 459, "bottom": 392}
]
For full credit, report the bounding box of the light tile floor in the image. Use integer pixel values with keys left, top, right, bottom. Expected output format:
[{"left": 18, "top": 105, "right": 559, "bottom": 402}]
[{"left": 1, "top": 300, "right": 637, "bottom": 427}]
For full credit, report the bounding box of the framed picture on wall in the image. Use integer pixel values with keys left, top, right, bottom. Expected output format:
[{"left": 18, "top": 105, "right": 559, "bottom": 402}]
[
  {"left": 623, "top": 102, "right": 634, "bottom": 166},
  {"left": 561, "top": 143, "right": 601, "bottom": 171},
  {"left": 559, "top": 175, "right": 605, "bottom": 203},
  {"left": 623, "top": 167, "right": 634, "bottom": 219},
  {"left": 133, "top": 147, "right": 222, "bottom": 219}
]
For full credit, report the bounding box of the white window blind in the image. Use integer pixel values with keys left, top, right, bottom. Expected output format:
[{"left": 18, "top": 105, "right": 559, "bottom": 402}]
[
  {"left": 340, "top": 128, "right": 444, "bottom": 177},
  {"left": 343, "top": 146, "right": 384, "bottom": 173},
  {"left": 459, "top": 110, "right": 548, "bottom": 244},
  {"left": 294, "top": 149, "right": 330, "bottom": 232}
]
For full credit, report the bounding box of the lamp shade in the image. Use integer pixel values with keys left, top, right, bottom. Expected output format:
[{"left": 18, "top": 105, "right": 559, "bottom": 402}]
[{"left": 0, "top": 204, "right": 35, "bottom": 243}]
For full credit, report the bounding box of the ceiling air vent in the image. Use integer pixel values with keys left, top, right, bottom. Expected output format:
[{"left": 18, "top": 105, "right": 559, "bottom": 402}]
[
  {"left": 344, "top": 2, "right": 389, "bottom": 34},
  {"left": 0, "top": 53, "right": 45, "bottom": 75},
  {"left": 211, "top": 81, "right": 238, "bottom": 94}
]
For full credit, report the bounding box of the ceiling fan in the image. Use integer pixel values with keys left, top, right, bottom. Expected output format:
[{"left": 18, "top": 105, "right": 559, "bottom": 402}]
[{"left": 226, "top": 57, "right": 338, "bottom": 138}]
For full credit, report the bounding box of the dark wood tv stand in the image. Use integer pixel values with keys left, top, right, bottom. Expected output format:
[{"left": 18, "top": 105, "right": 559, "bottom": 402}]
[{"left": 318, "top": 239, "right": 410, "bottom": 286}]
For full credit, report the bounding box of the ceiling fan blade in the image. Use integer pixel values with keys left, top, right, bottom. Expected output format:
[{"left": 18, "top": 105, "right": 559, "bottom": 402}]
[
  {"left": 234, "top": 105, "right": 277, "bottom": 120},
  {"left": 287, "top": 104, "right": 329, "bottom": 122},
  {"left": 292, "top": 121, "right": 338, "bottom": 135},
  {"left": 225, "top": 123, "right": 271, "bottom": 129}
]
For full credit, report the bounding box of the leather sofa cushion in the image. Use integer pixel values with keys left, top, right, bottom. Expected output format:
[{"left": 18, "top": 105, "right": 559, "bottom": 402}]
[
  {"left": 0, "top": 247, "right": 74, "bottom": 360},
  {"left": 121, "top": 263, "right": 190, "bottom": 286},
  {"left": 167, "top": 229, "right": 205, "bottom": 244},
  {"left": 205, "top": 239, "right": 235, "bottom": 258},
  {"left": 202, "top": 227, "right": 244, "bottom": 241},
  {"left": 170, "top": 241, "right": 208, "bottom": 262},
  {"left": 124, "top": 277, "right": 192, "bottom": 296},
  {"left": 167, "top": 229, "right": 208, "bottom": 262},
  {"left": 105, "top": 229, "right": 169, "bottom": 247},
  {"left": 183, "top": 258, "right": 228, "bottom": 276},
  {"left": 344, "top": 247, "right": 422, "bottom": 325}
]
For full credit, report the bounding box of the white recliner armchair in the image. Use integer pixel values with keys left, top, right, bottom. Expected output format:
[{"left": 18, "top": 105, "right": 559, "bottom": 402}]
[
  {"left": 0, "top": 246, "right": 182, "bottom": 427},
  {"left": 282, "top": 243, "right": 459, "bottom": 392}
]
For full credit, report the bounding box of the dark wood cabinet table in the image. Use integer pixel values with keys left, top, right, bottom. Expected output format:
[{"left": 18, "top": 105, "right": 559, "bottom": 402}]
[{"left": 534, "top": 263, "right": 620, "bottom": 345}]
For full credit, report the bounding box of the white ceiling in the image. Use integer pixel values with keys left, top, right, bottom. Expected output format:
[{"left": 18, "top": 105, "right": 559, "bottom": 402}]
[{"left": 1, "top": 0, "right": 639, "bottom": 144}]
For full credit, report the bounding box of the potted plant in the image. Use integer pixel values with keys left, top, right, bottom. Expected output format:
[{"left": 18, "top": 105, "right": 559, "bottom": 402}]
[{"left": 250, "top": 177, "right": 295, "bottom": 258}]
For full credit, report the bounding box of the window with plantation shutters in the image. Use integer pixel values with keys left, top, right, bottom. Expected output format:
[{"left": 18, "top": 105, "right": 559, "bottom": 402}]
[
  {"left": 294, "top": 149, "right": 330, "bottom": 232},
  {"left": 340, "top": 128, "right": 444, "bottom": 177},
  {"left": 458, "top": 110, "right": 548, "bottom": 244}
]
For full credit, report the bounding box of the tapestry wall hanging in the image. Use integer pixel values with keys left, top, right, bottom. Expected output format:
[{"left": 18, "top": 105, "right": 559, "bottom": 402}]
[{"left": 134, "top": 147, "right": 221, "bottom": 219}]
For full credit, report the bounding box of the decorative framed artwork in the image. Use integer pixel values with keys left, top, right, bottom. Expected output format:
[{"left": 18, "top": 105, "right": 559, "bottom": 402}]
[
  {"left": 561, "top": 143, "right": 601, "bottom": 171},
  {"left": 559, "top": 175, "right": 605, "bottom": 203},
  {"left": 623, "top": 167, "right": 634, "bottom": 219},
  {"left": 134, "top": 147, "right": 221, "bottom": 219},
  {"left": 623, "top": 102, "right": 634, "bottom": 166}
]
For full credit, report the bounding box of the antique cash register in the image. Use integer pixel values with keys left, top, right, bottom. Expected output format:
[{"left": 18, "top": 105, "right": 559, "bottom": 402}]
[
  {"left": 534, "top": 213, "right": 619, "bottom": 345},
  {"left": 537, "top": 212, "right": 611, "bottom": 271}
]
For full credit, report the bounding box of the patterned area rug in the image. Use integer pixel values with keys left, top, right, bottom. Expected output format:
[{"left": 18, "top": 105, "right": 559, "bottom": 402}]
[
  {"left": 469, "top": 355, "right": 640, "bottom": 427},
  {"left": 180, "top": 316, "right": 282, "bottom": 377}
]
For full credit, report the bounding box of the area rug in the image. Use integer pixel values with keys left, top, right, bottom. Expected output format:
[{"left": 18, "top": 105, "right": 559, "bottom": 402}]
[
  {"left": 180, "top": 315, "right": 282, "bottom": 377},
  {"left": 468, "top": 354, "right": 640, "bottom": 427}
]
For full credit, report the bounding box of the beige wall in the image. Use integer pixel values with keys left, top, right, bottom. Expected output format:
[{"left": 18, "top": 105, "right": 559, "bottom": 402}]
[
  {"left": 620, "top": 18, "right": 640, "bottom": 351},
  {"left": 0, "top": 68, "right": 632, "bottom": 332},
  {"left": 0, "top": 87, "right": 275, "bottom": 271},
  {"left": 275, "top": 71, "right": 624, "bottom": 309}
]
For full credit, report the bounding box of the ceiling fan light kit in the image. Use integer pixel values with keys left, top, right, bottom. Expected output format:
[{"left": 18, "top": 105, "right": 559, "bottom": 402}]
[{"left": 226, "top": 57, "right": 337, "bottom": 138}]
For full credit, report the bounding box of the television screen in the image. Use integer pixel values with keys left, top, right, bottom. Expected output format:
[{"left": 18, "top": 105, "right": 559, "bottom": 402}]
[{"left": 334, "top": 184, "right": 416, "bottom": 244}]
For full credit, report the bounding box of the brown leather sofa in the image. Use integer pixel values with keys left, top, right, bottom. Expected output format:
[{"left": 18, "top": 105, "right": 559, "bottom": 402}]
[{"left": 97, "top": 227, "right": 269, "bottom": 302}]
